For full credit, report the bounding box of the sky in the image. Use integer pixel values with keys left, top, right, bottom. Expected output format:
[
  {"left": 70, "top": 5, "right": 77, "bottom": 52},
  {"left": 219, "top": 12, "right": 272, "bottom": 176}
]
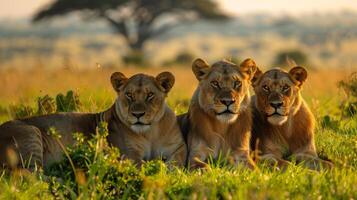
[
  {"left": 221, "top": 0, "right": 357, "bottom": 16},
  {"left": 0, "top": 0, "right": 356, "bottom": 19}
]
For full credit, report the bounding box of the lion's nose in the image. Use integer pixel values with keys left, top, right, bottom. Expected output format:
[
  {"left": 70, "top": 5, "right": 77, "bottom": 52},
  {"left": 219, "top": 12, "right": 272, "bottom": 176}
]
[
  {"left": 220, "top": 99, "right": 235, "bottom": 106},
  {"left": 270, "top": 102, "right": 283, "bottom": 109},
  {"left": 132, "top": 111, "right": 145, "bottom": 118}
]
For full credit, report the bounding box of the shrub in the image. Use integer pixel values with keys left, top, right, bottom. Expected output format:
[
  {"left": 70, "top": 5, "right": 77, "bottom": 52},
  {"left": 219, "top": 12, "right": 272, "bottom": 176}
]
[
  {"left": 45, "top": 122, "right": 143, "bottom": 199},
  {"left": 9, "top": 90, "right": 81, "bottom": 119},
  {"left": 56, "top": 90, "right": 81, "bottom": 112},
  {"left": 37, "top": 95, "right": 56, "bottom": 115},
  {"left": 174, "top": 52, "right": 195, "bottom": 65},
  {"left": 338, "top": 72, "right": 357, "bottom": 117},
  {"left": 320, "top": 115, "right": 340, "bottom": 130},
  {"left": 10, "top": 104, "right": 35, "bottom": 119},
  {"left": 122, "top": 51, "right": 146, "bottom": 66},
  {"left": 274, "top": 49, "right": 308, "bottom": 68},
  {"left": 162, "top": 52, "right": 195, "bottom": 66}
]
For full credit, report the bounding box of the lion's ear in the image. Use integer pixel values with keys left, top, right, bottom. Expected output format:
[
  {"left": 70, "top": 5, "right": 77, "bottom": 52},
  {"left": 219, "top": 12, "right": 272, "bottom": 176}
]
[
  {"left": 251, "top": 67, "right": 263, "bottom": 86},
  {"left": 192, "top": 58, "right": 210, "bottom": 81},
  {"left": 111, "top": 72, "right": 128, "bottom": 92},
  {"left": 289, "top": 66, "right": 307, "bottom": 87},
  {"left": 156, "top": 71, "right": 175, "bottom": 93},
  {"left": 239, "top": 58, "right": 257, "bottom": 80}
]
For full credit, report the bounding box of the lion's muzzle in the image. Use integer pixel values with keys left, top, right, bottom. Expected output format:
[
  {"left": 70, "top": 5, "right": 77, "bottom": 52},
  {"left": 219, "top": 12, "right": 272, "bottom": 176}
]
[
  {"left": 214, "top": 90, "right": 240, "bottom": 123},
  {"left": 129, "top": 103, "right": 152, "bottom": 133},
  {"left": 131, "top": 111, "right": 145, "bottom": 120},
  {"left": 220, "top": 99, "right": 235, "bottom": 107}
]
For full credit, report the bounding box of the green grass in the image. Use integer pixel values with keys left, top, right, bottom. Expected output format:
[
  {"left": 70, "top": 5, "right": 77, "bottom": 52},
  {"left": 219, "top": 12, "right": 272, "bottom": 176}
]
[{"left": 1, "top": 91, "right": 357, "bottom": 199}]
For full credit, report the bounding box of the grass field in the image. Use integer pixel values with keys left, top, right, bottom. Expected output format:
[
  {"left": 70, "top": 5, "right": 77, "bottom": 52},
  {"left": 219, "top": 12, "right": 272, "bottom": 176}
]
[{"left": 0, "top": 66, "right": 357, "bottom": 199}]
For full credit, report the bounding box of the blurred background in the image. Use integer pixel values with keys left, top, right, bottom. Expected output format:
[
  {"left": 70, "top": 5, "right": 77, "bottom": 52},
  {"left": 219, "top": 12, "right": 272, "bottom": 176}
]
[
  {"left": 1, "top": 0, "right": 357, "bottom": 69},
  {"left": 0, "top": 0, "right": 356, "bottom": 120}
]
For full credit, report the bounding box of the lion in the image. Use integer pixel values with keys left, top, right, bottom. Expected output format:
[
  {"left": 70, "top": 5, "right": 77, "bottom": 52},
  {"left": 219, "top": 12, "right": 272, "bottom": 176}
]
[
  {"left": 178, "top": 58, "right": 257, "bottom": 169},
  {"left": 0, "top": 72, "right": 186, "bottom": 169},
  {"left": 250, "top": 66, "right": 333, "bottom": 170}
]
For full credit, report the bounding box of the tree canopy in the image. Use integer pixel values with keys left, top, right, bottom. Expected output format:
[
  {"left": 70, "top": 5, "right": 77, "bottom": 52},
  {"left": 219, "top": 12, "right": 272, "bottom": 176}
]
[{"left": 33, "top": 0, "right": 229, "bottom": 54}]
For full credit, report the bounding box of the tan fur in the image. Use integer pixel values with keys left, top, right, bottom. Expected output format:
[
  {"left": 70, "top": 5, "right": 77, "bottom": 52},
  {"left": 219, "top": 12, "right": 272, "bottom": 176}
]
[
  {"left": 178, "top": 58, "right": 257, "bottom": 169},
  {"left": 251, "top": 66, "right": 333, "bottom": 170},
  {"left": 0, "top": 72, "right": 186, "bottom": 169}
]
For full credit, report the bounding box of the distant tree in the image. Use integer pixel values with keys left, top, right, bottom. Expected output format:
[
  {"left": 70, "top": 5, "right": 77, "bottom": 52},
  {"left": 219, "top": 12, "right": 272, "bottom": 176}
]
[
  {"left": 33, "top": 0, "right": 228, "bottom": 59},
  {"left": 274, "top": 49, "right": 308, "bottom": 68}
]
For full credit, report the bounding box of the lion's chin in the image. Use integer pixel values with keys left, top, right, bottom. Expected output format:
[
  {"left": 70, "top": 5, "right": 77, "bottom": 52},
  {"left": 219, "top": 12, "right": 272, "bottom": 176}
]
[
  {"left": 216, "top": 113, "right": 238, "bottom": 124},
  {"left": 267, "top": 115, "right": 288, "bottom": 126},
  {"left": 130, "top": 124, "right": 151, "bottom": 133}
]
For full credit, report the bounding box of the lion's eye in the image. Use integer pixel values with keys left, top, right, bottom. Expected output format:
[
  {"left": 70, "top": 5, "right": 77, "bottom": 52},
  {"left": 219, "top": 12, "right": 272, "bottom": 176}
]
[
  {"left": 282, "top": 85, "right": 290, "bottom": 91},
  {"left": 234, "top": 80, "right": 242, "bottom": 89},
  {"left": 146, "top": 92, "right": 154, "bottom": 100},
  {"left": 211, "top": 81, "right": 220, "bottom": 88},
  {"left": 262, "top": 85, "right": 270, "bottom": 91},
  {"left": 125, "top": 92, "right": 133, "bottom": 100}
]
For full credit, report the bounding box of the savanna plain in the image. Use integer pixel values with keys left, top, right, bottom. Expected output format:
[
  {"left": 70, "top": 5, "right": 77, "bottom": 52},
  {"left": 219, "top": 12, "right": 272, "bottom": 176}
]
[{"left": 0, "top": 64, "right": 356, "bottom": 199}]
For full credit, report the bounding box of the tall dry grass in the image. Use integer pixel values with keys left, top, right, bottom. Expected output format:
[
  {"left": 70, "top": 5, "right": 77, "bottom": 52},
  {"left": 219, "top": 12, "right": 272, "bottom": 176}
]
[{"left": 0, "top": 66, "right": 351, "bottom": 105}]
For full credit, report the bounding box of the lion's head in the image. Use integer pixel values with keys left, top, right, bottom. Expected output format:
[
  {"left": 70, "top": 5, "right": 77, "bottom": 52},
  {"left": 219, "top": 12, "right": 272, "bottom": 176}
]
[
  {"left": 192, "top": 58, "right": 257, "bottom": 124},
  {"left": 252, "top": 66, "right": 308, "bottom": 126},
  {"left": 110, "top": 72, "right": 175, "bottom": 133}
]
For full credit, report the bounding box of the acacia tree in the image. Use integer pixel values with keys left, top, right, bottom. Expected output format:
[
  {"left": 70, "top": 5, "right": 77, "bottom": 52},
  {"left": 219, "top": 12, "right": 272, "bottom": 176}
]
[{"left": 33, "top": 0, "right": 228, "bottom": 54}]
